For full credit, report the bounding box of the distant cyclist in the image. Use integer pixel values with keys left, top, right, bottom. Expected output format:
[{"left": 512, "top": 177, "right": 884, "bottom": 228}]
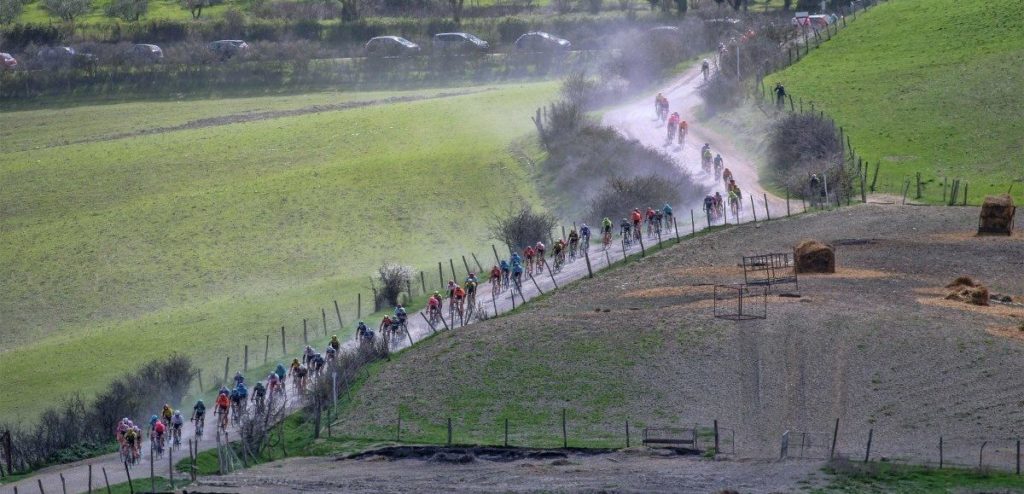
[
  {"left": 701, "top": 59, "right": 710, "bottom": 80},
  {"left": 662, "top": 203, "right": 674, "bottom": 229},
  {"left": 678, "top": 119, "right": 688, "bottom": 146}
]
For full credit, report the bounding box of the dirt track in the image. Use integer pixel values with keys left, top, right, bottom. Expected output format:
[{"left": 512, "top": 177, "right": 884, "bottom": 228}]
[{"left": 193, "top": 449, "right": 824, "bottom": 493}]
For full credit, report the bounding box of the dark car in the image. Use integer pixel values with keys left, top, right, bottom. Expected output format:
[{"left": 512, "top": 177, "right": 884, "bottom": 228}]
[
  {"left": 0, "top": 52, "right": 16, "bottom": 69},
  {"left": 207, "top": 40, "right": 250, "bottom": 59},
  {"left": 36, "top": 46, "right": 96, "bottom": 69},
  {"left": 513, "top": 32, "right": 571, "bottom": 52},
  {"left": 129, "top": 44, "right": 164, "bottom": 63},
  {"left": 365, "top": 36, "right": 421, "bottom": 57},
  {"left": 432, "top": 32, "right": 489, "bottom": 54}
]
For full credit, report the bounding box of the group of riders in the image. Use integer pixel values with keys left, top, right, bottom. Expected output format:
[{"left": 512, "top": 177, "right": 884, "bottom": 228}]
[
  {"left": 117, "top": 333, "right": 349, "bottom": 466},
  {"left": 655, "top": 91, "right": 745, "bottom": 224}
]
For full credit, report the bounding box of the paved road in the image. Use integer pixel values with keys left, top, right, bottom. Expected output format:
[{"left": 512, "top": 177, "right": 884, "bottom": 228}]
[{"left": 4, "top": 60, "right": 781, "bottom": 494}]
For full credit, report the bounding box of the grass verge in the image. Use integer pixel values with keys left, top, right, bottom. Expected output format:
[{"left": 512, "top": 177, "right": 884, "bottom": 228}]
[{"left": 815, "top": 460, "right": 1024, "bottom": 493}]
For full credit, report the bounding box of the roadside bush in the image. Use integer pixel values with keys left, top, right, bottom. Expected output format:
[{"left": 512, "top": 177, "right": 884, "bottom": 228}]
[
  {"left": 0, "top": 23, "right": 63, "bottom": 49},
  {"left": 305, "top": 340, "right": 390, "bottom": 438},
  {"left": 535, "top": 99, "right": 589, "bottom": 148},
  {"left": 373, "top": 263, "right": 414, "bottom": 309},
  {"left": 105, "top": 0, "right": 148, "bottom": 21},
  {"left": 698, "top": 73, "right": 742, "bottom": 114},
  {"left": 43, "top": 0, "right": 93, "bottom": 22},
  {"left": 0, "top": 0, "right": 24, "bottom": 25},
  {"left": 0, "top": 355, "right": 195, "bottom": 473},
  {"left": 497, "top": 16, "right": 528, "bottom": 43},
  {"left": 490, "top": 204, "right": 558, "bottom": 250},
  {"left": 766, "top": 112, "right": 848, "bottom": 196},
  {"left": 588, "top": 175, "right": 683, "bottom": 221}
]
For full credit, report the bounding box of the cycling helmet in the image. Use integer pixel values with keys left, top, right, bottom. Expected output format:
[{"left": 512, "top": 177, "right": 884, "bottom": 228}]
[
  {"left": 664, "top": 203, "right": 670, "bottom": 208},
  {"left": 173, "top": 410, "right": 182, "bottom": 417},
  {"left": 150, "top": 415, "right": 158, "bottom": 424},
  {"left": 196, "top": 399, "right": 204, "bottom": 406},
  {"left": 622, "top": 218, "right": 627, "bottom": 222},
  {"left": 469, "top": 272, "right": 475, "bottom": 277},
  {"left": 397, "top": 304, "right": 403, "bottom": 308},
  {"left": 582, "top": 223, "right": 588, "bottom": 228}
]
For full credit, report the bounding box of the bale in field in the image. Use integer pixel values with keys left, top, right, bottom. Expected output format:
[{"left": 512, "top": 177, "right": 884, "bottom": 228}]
[
  {"left": 978, "top": 194, "right": 1016, "bottom": 235},
  {"left": 794, "top": 240, "right": 835, "bottom": 274},
  {"left": 944, "top": 276, "right": 989, "bottom": 306}
]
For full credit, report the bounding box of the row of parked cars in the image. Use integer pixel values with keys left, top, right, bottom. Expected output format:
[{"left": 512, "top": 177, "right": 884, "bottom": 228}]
[
  {"left": 0, "top": 39, "right": 250, "bottom": 70},
  {"left": 365, "top": 31, "right": 571, "bottom": 56}
]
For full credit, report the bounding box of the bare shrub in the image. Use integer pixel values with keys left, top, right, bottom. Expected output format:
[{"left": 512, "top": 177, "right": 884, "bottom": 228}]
[
  {"left": 560, "top": 70, "right": 598, "bottom": 109},
  {"left": 698, "top": 73, "right": 743, "bottom": 114},
  {"left": 490, "top": 204, "right": 558, "bottom": 251},
  {"left": 105, "top": 0, "right": 147, "bottom": 20},
  {"left": 372, "top": 263, "right": 413, "bottom": 309},
  {"left": 1, "top": 355, "right": 195, "bottom": 472},
  {"left": 766, "top": 112, "right": 848, "bottom": 197},
  {"left": 42, "top": 0, "right": 92, "bottom": 21},
  {"left": 588, "top": 175, "right": 684, "bottom": 221},
  {"left": 304, "top": 341, "right": 390, "bottom": 438}
]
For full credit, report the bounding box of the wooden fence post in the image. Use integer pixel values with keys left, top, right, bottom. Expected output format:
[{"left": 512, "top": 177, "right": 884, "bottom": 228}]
[
  {"left": 357, "top": 293, "right": 362, "bottom": 320},
  {"left": 419, "top": 272, "right": 426, "bottom": 294},
  {"left": 223, "top": 357, "right": 230, "bottom": 384},
  {"left": 303, "top": 319, "right": 308, "bottom": 346},
  {"left": 447, "top": 418, "right": 452, "bottom": 446},
  {"left": 280, "top": 326, "right": 286, "bottom": 355},
  {"left": 322, "top": 308, "right": 328, "bottom": 337},
  {"left": 583, "top": 249, "right": 593, "bottom": 278},
  {"left": 103, "top": 467, "right": 112, "bottom": 494},
  {"left": 88, "top": 464, "right": 93, "bottom": 493},
  {"left": 334, "top": 300, "right": 344, "bottom": 330},
  {"left": 939, "top": 436, "right": 943, "bottom": 468},
  {"left": 438, "top": 262, "right": 444, "bottom": 289},
  {"left": 491, "top": 244, "right": 501, "bottom": 264},
  {"left": 449, "top": 258, "right": 457, "bottom": 282},
  {"left": 690, "top": 210, "right": 695, "bottom": 234},
  {"left": 626, "top": 421, "right": 630, "bottom": 448},
  {"left": 562, "top": 409, "right": 568, "bottom": 448},
  {"left": 637, "top": 232, "right": 646, "bottom": 257},
  {"left": 763, "top": 193, "right": 770, "bottom": 220},
  {"left": 870, "top": 162, "right": 880, "bottom": 192},
  {"left": 461, "top": 256, "right": 471, "bottom": 277},
  {"left": 264, "top": 335, "right": 269, "bottom": 365},
  {"left": 830, "top": 418, "right": 839, "bottom": 459},
  {"left": 243, "top": 345, "right": 249, "bottom": 372},
  {"left": 863, "top": 429, "right": 873, "bottom": 463},
  {"left": 750, "top": 194, "right": 758, "bottom": 222},
  {"left": 471, "top": 253, "right": 484, "bottom": 272},
  {"left": 504, "top": 419, "right": 509, "bottom": 447}
]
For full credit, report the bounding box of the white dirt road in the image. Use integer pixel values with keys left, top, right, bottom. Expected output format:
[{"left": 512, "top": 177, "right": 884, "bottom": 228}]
[{"left": 4, "top": 60, "right": 783, "bottom": 494}]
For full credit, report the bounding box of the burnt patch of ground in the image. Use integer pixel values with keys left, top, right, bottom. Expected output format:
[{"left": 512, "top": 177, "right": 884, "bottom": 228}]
[{"left": 195, "top": 452, "right": 824, "bottom": 493}]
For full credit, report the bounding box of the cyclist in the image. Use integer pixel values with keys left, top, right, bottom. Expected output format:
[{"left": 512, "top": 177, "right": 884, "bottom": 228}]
[
  {"left": 601, "top": 217, "right": 613, "bottom": 247},
  {"left": 630, "top": 208, "right": 642, "bottom": 232},
  {"left": 713, "top": 153, "right": 724, "bottom": 181},
  {"left": 663, "top": 203, "right": 674, "bottom": 229},
  {"left": 580, "top": 223, "right": 591, "bottom": 246},
  {"left": 427, "top": 294, "right": 442, "bottom": 323},
  {"left": 620, "top": 217, "right": 631, "bottom": 238},
  {"left": 116, "top": 417, "right": 131, "bottom": 446},
  {"left": 191, "top": 399, "right": 205, "bottom": 430},
  {"left": 645, "top": 207, "right": 656, "bottom": 235},
  {"left": 523, "top": 245, "right": 535, "bottom": 273},
  {"left": 464, "top": 273, "right": 478, "bottom": 304},
  {"left": 678, "top": 119, "right": 688, "bottom": 146},
  {"left": 325, "top": 344, "right": 337, "bottom": 363},
  {"left": 722, "top": 167, "right": 734, "bottom": 184},
  {"left": 329, "top": 334, "right": 341, "bottom": 353},
  {"left": 232, "top": 382, "right": 247, "bottom": 415},
  {"left": 489, "top": 264, "right": 502, "bottom": 283},
  {"left": 703, "top": 194, "right": 716, "bottom": 220},
  {"left": 161, "top": 403, "right": 173, "bottom": 428},
  {"left": 666, "top": 112, "right": 680, "bottom": 145},
  {"left": 289, "top": 357, "right": 301, "bottom": 378},
  {"left": 567, "top": 228, "right": 579, "bottom": 257},
  {"left": 511, "top": 261, "right": 524, "bottom": 288},
  {"left": 701, "top": 58, "right": 710, "bottom": 80},
  {"left": 151, "top": 415, "right": 166, "bottom": 452},
  {"left": 267, "top": 372, "right": 281, "bottom": 400},
  {"left": 654, "top": 208, "right": 664, "bottom": 234},
  {"left": 357, "top": 320, "right": 375, "bottom": 342},
  {"left": 534, "top": 242, "right": 546, "bottom": 273},
  {"left": 311, "top": 353, "right": 326, "bottom": 375},
  {"left": 654, "top": 92, "right": 668, "bottom": 120},
  {"left": 379, "top": 314, "right": 393, "bottom": 339},
  {"left": 728, "top": 187, "right": 741, "bottom": 217},
  {"left": 701, "top": 145, "right": 713, "bottom": 173},
  {"left": 233, "top": 371, "right": 245, "bottom": 387},
  {"left": 303, "top": 345, "right": 316, "bottom": 365},
  {"left": 453, "top": 285, "right": 466, "bottom": 317},
  {"left": 274, "top": 362, "right": 287, "bottom": 386},
  {"left": 394, "top": 304, "right": 407, "bottom": 327},
  {"left": 714, "top": 192, "right": 724, "bottom": 218},
  {"left": 252, "top": 381, "right": 266, "bottom": 412},
  {"left": 123, "top": 426, "right": 139, "bottom": 462},
  {"left": 552, "top": 238, "right": 564, "bottom": 268},
  {"left": 171, "top": 410, "right": 184, "bottom": 445}
]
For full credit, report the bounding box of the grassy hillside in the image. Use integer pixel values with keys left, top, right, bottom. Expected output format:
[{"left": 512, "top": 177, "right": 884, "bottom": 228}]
[
  {"left": 0, "top": 82, "right": 555, "bottom": 421},
  {"left": 772, "top": 0, "right": 1024, "bottom": 204}
]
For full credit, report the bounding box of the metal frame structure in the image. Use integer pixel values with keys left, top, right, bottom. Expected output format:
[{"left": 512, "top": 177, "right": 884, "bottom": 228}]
[
  {"left": 713, "top": 284, "right": 767, "bottom": 320},
  {"left": 742, "top": 252, "right": 799, "bottom": 292}
]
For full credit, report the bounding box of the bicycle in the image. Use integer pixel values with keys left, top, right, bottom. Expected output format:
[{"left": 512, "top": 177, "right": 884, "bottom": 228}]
[
  {"left": 622, "top": 229, "right": 633, "bottom": 249},
  {"left": 193, "top": 415, "right": 205, "bottom": 439},
  {"left": 633, "top": 226, "right": 642, "bottom": 245},
  {"left": 581, "top": 235, "right": 590, "bottom": 255},
  {"left": 553, "top": 251, "right": 565, "bottom": 272},
  {"left": 602, "top": 231, "right": 612, "bottom": 250},
  {"left": 171, "top": 424, "right": 182, "bottom": 449},
  {"left": 568, "top": 241, "right": 578, "bottom": 262},
  {"left": 216, "top": 407, "right": 229, "bottom": 431}
]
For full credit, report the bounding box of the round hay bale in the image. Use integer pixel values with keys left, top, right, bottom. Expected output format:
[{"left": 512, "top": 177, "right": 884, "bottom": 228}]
[
  {"left": 978, "top": 194, "right": 1015, "bottom": 235},
  {"left": 794, "top": 240, "right": 835, "bottom": 274}
]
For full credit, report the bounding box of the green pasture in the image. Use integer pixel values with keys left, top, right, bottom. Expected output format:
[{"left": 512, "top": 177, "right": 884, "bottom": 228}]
[
  {"left": 772, "top": 0, "right": 1024, "bottom": 204},
  {"left": 0, "top": 81, "right": 555, "bottom": 422}
]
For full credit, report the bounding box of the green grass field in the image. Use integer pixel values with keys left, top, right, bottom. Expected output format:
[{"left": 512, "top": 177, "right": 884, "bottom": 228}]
[
  {"left": 772, "top": 0, "right": 1024, "bottom": 204},
  {"left": 814, "top": 461, "right": 1024, "bottom": 493},
  {"left": 0, "top": 82, "right": 555, "bottom": 422}
]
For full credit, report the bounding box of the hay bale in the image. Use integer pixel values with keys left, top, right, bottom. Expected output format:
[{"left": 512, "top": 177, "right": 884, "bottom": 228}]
[
  {"left": 944, "top": 276, "right": 990, "bottom": 306},
  {"left": 794, "top": 240, "right": 835, "bottom": 274},
  {"left": 978, "top": 194, "right": 1015, "bottom": 235}
]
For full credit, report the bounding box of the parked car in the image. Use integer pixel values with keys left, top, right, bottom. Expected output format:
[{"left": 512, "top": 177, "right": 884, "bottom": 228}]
[
  {"left": 207, "top": 40, "right": 250, "bottom": 59},
  {"left": 129, "top": 44, "right": 163, "bottom": 63},
  {"left": 36, "top": 46, "right": 96, "bottom": 69},
  {"left": 432, "top": 32, "right": 489, "bottom": 53},
  {"left": 0, "top": 52, "right": 16, "bottom": 69},
  {"left": 365, "top": 36, "right": 421, "bottom": 57},
  {"left": 514, "top": 32, "right": 571, "bottom": 52}
]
